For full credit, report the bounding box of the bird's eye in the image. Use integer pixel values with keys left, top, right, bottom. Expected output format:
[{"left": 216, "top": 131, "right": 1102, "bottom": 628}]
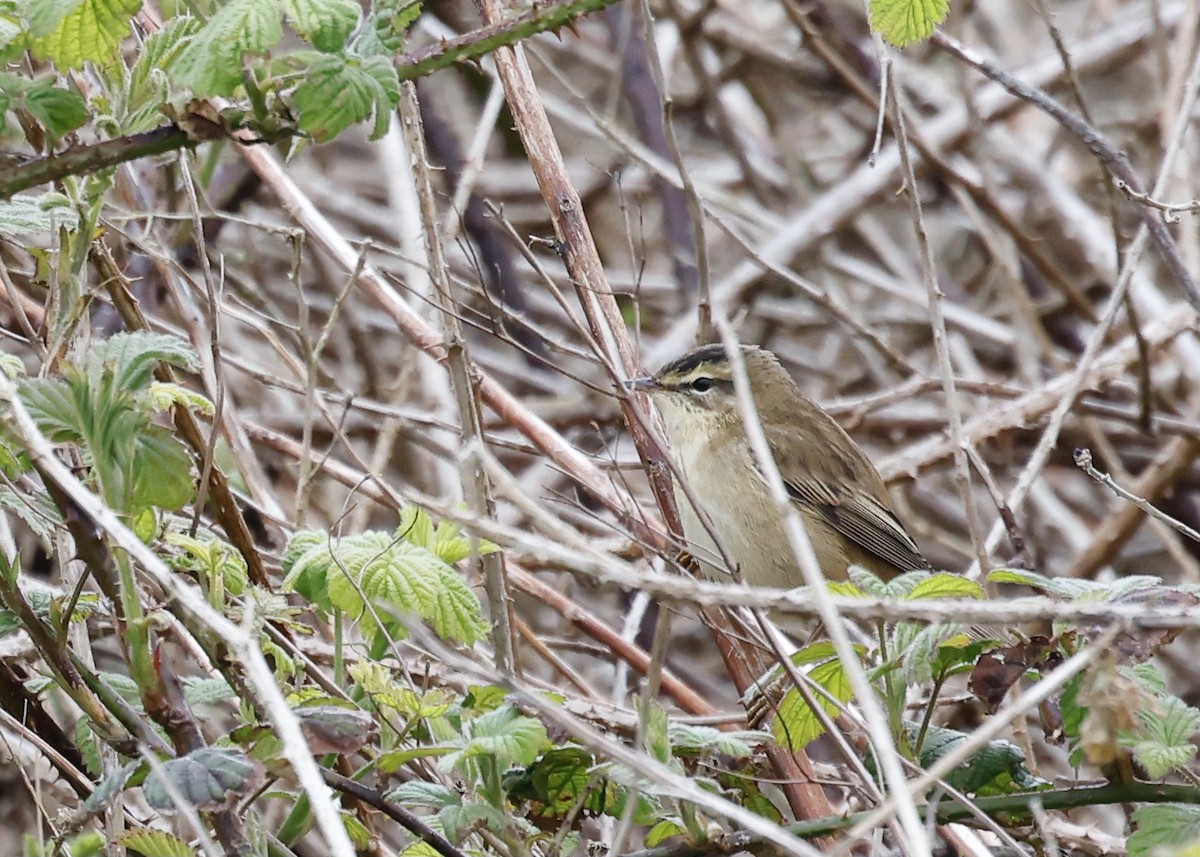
[{"left": 690, "top": 377, "right": 714, "bottom": 393}]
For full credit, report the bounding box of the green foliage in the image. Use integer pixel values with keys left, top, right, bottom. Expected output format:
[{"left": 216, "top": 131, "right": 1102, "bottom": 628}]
[
  {"left": 772, "top": 641, "right": 859, "bottom": 749},
  {"left": 32, "top": 0, "right": 143, "bottom": 68},
  {"left": 868, "top": 0, "right": 950, "bottom": 47},
  {"left": 1128, "top": 696, "right": 1200, "bottom": 778},
  {"left": 1129, "top": 804, "right": 1200, "bottom": 857},
  {"left": 282, "top": 0, "right": 360, "bottom": 52},
  {"left": 174, "top": 0, "right": 284, "bottom": 97},
  {"left": 0, "top": 72, "right": 87, "bottom": 140},
  {"left": 116, "top": 830, "right": 192, "bottom": 857},
  {"left": 19, "top": 331, "right": 202, "bottom": 515},
  {"left": 282, "top": 511, "right": 490, "bottom": 647},
  {"left": 0, "top": 191, "right": 79, "bottom": 234},
  {"left": 166, "top": 532, "right": 248, "bottom": 605},
  {"left": 904, "top": 722, "right": 1048, "bottom": 795},
  {"left": 290, "top": 52, "right": 399, "bottom": 142}
]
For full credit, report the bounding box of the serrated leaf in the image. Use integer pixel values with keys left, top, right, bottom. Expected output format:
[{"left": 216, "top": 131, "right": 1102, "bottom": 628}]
[
  {"left": 286, "top": 529, "right": 487, "bottom": 645},
  {"left": 773, "top": 658, "right": 854, "bottom": 749},
  {"left": 0, "top": 193, "right": 79, "bottom": 235},
  {"left": 387, "top": 780, "right": 461, "bottom": 808},
  {"left": 448, "top": 704, "right": 549, "bottom": 772},
  {"left": 117, "top": 829, "right": 192, "bottom": 857},
  {"left": 439, "top": 801, "right": 509, "bottom": 842},
  {"left": 1130, "top": 804, "right": 1200, "bottom": 857},
  {"left": 825, "top": 579, "right": 863, "bottom": 597},
  {"left": 283, "top": 0, "right": 359, "bottom": 52},
  {"left": 643, "top": 701, "right": 670, "bottom": 763},
  {"left": 668, "top": 723, "right": 766, "bottom": 757},
  {"left": 182, "top": 677, "right": 235, "bottom": 706},
  {"left": 357, "top": 0, "right": 421, "bottom": 55},
  {"left": 1127, "top": 696, "right": 1200, "bottom": 778},
  {"left": 291, "top": 52, "right": 399, "bottom": 142},
  {"left": 904, "top": 573, "right": 985, "bottom": 601},
  {"left": 33, "top": 0, "right": 142, "bottom": 68},
  {"left": 868, "top": 0, "right": 949, "bottom": 47},
  {"left": 912, "top": 723, "right": 1048, "bottom": 795},
  {"left": 175, "top": 0, "right": 284, "bottom": 96},
  {"left": 503, "top": 747, "right": 593, "bottom": 814},
  {"left": 23, "top": 80, "right": 88, "bottom": 139}
]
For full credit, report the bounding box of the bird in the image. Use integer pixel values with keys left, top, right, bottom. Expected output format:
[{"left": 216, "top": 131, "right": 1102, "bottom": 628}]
[{"left": 634, "top": 343, "right": 930, "bottom": 590}]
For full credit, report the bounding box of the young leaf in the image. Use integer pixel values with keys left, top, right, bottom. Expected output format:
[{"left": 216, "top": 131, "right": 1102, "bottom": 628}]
[
  {"left": 646, "top": 819, "right": 688, "bottom": 846},
  {"left": 129, "top": 427, "right": 194, "bottom": 512},
  {"left": 1127, "top": 696, "right": 1200, "bottom": 779},
  {"left": 175, "top": 0, "right": 285, "bottom": 96},
  {"left": 1129, "top": 804, "right": 1200, "bottom": 857},
  {"left": 33, "top": 0, "right": 143, "bottom": 68},
  {"left": 387, "top": 781, "right": 461, "bottom": 809},
  {"left": 291, "top": 52, "right": 399, "bottom": 142},
  {"left": 503, "top": 747, "right": 594, "bottom": 815},
  {"left": 284, "top": 529, "right": 488, "bottom": 645},
  {"left": 987, "top": 568, "right": 1093, "bottom": 599},
  {"left": 912, "top": 723, "right": 1048, "bottom": 795},
  {"left": 23, "top": 80, "right": 88, "bottom": 139},
  {"left": 0, "top": 193, "right": 79, "bottom": 234},
  {"left": 868, "top": 0, "right": 949, "bottom": 47},
  {"left": 116, "top": 829, "right": 192, "bottom": 857},
  {"left": 903, "top": 573, "right": 985, "bottom": 601},
  {"left": 445, "top": 704, "right": 550, "bottom": 772},
  {"left": 282, "top": 0, "right": 360, "bottom": 52},
  {"left": 773, "top": 657, "right": 854, "bottom": 749}
]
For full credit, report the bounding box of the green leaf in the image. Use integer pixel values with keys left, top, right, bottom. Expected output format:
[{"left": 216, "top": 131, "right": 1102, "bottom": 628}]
[
  {"left": 89, "top": 332, "right": 198, "bottom": 392},
  {"left": 987, "top": 568, "right": 1093, "bottom": 599},
  {"left": 773, "top": 657, "right": 854, "bottom": 749},
  {"left": 284, "top": 529, "right": 488, "bottom": 644},
  {"left": 904, "top": 573, "right": 985, "bottom": 601},
  {"left": 124, "top": 16, "right": 203, "bottom": 132},
  {"left": 643, "top": 701, "right": 670, "bottom": 764},
  {"left": 0, "top": 193, "right": 79, "bottom": 235},
  {"left": 291, "top": 52, "right": 399, "bottom": 143},
  {"left": 282, "top": 0, "right": 359, "bottom": 52},
  {"left": 23, "top": 80, "right": 88, "bottom": 139},
  {"left": 1130, "top": 804, "right": 1200, "bottom": 857},
  {"left": 81, "top": 760, "right": 140, "bottom": 814},
  {"left": 868, "top": 0, "right": 949, "bottom": 47},
  {"left": 646, "top": 819, "right": 687, "bottom": 846},
  {"left": 175, "top": 0, "right": 284, "bottom": 96},
  {"left": 439, "top": 801, "right": 510, "bottom": 842},
  {"left": 668, "top": 723, "right": 766, "bottom": 757},
  {"left": 117, "top": 829, "right": 192, "bottom": 857},
  {"left": 447, "top": 704, "right": 550, "bottom": 772},
  {"left": 1127, "top": 696, "right": 1200, "bottom": 778},
  {"left": 387, "top": 781, "right": 461, "bottom": 808},
  {"left": 503, "top": 747, "right": 594, "bottom": 815},
  {"left": 899, "top": 622, "right": 961, "bottom": 684},
  {"left": 911, "top": 723, "right": 1048, "bottom": 795},
  {"left": 129, "top": 427, "right": 194, "bottom": 512},
  {"left": 357, "top": 0, "right": 421, "bottom": 55},
  {"left": 33, "top": 0, "right": 142, "bottom": 68}
]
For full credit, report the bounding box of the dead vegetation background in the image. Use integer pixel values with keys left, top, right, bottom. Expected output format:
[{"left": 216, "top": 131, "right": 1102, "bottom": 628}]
[{"left": 4, "top": 0, "right": 1200, "bottom": 852}]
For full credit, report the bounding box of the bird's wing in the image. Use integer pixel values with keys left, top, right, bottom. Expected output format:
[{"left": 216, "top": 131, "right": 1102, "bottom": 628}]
[{"left": 784, "top": 478, "right": 931, "bottom": 573}]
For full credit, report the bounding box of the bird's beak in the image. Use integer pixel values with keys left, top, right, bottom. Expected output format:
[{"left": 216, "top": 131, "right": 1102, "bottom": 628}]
[{"left": 629, "top": 375, "right": 661, "bottom": 393}]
